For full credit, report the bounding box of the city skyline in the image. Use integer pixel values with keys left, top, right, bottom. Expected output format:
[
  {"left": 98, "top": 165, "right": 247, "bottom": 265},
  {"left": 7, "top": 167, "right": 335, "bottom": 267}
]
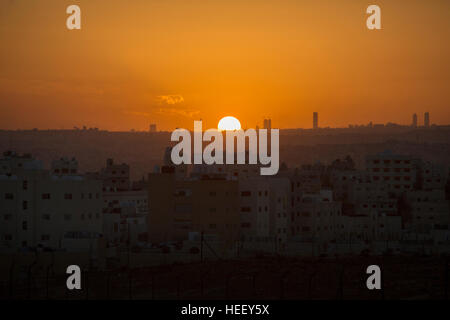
[{"left": 0, "top": 111, "right": 444, "bottom": 132}]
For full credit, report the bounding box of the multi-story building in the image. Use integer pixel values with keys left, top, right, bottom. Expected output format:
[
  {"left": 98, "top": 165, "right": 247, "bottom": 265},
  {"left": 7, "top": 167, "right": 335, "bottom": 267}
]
[
  {"left": 268, "top": 177, "right": 291, "bottom": 247},
  {"left": 290, "top": 190, "right": 342, "bottom": 243},
  {"left": 87, "top": 158, "right": 130, "bottom": 191},
  {"left": 148, "top": 167, "right": 240, "bottom": 251},
  {"left": 51, "top": 157, "right": 78, "bottom": 175},
  {"left": 403, "top": 190, "right": 449, "bottom": 233},
  {"left": 238, "top": 176, "right": 290, "bottom": 250},
  {"left": 366, "top": 151, "right": 417, "bottom": 195},
  {"left": 238, "top": 177, "right": 271, "bottom": 242},
  {"left": 0, "top": 151, "right": 103, "bottom": 252},
  {"left": 102, "top": 189, "right": 148, "bottom": 247},
  {"left": 416, "top": 160, "right": 447, "bottom": 191}
]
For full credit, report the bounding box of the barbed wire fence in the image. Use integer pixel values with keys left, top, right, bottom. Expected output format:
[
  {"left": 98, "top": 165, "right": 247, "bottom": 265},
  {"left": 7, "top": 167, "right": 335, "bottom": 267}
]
[{"left": 1, "top": 255, "right": 449, "bottom": 300}]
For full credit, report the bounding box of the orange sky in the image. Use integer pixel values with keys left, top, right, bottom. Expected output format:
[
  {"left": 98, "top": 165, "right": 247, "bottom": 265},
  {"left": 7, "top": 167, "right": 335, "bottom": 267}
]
[{"left": 0, "top": 0, "right": 449, "bottom": 131}]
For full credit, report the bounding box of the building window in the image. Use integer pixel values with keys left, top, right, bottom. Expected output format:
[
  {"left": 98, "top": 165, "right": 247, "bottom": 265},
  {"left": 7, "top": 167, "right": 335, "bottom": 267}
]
[
  {"left": 240, "top": 207, "right": 251, "bottom": 213},
  {"left": 41, "top": 235, "right": 50, "bottom": 241},
  {"left": 23, "top": 180, "right": 28, "bottom": 190},
  {"left": 64, "top": 193, "right": 72, "bottom": 200},
  {"left": 4, "top": 234, "right": 12, "bottom": 241},
  {"left": 64, "top": 214, "right": 71, "bottom": 221},
  {"left": 241, "top": 223, "right": 251, "bottom": 228},
  {"left": 241, "top": 191, "right": 251, "bottom": 197},
  {"left": 22, "top": 201, "right": 28, "bottom": 210},
  {"left": 42, "top": 193, "right": 51, "bottom": 200},
  {"left": 5, "top": 193, "right": 14, "bottom": 200},
  {"left": 22, "top": 221, "right": 27, "bottom": 230},
  {"left": 42, "top": 214, "right": 51, "bottom": 220},
  {"left": 209, "top": 191, "right": 217, "bottom": 197},
  {"left": 4, "top": 214, "right": 12, "bottom": 221}
]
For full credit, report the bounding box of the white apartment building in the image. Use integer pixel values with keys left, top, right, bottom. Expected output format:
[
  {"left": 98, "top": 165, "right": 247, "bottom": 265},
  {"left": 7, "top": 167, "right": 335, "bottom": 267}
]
[
  {"left": 291, "top": 190, "right": 342, "bottom": 243},
  {"left": 0, "top": 151, "right": 103, "bottom": 252},
  {"left": 238, "top": 177, "right": 271, "bottom": 241},
  {"left": 102, "top": 189, "right": 149, "bottom": 246},
  {"left": 268, "top": 178, "right": 290, "bottom": 247},
  {"left": 238, "top": 177, "right": 290, "bottom": 251}
]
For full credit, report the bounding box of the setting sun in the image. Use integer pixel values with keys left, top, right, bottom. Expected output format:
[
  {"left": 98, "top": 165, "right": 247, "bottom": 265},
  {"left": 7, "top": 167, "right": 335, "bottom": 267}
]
[{"left": 218, "top": 116, "right": 241, "bottom": 131}]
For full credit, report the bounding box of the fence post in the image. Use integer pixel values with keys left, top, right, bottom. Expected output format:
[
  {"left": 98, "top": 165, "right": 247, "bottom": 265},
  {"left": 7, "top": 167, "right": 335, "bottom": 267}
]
[
  {"left": 177, "top": 276, "right": 181, "bottom": 300},
  {"left": 85, "top": 270, "right": 89, "bottom": 300},
  {"left": 9, "top": 259, "right": 14, "bottom": 300},
  {"left": 336, "top": 265, "right": 344, "bottom": 300},
  {"left": 106, "top": 272, "right": 110, "bottom": 300},
  {"left": 200, "top": 231, "right": 204, "bottom": 263},
  {"left": 27, "top": 264, "right": 33, "bottom": 299},
  {"left": 225, "top": 275, "right": 230, "bottom": 299},
  {"left": 46, "top": 266, "right": 50, "bottom": 300},
  {"left": 308, "top": 269, "right": 316, "bottom": 300},
  {"left": 128, "top": 270, "right": 132, "bottom": 300},
  {"left": 200, "top": 274, "right": 204, "bottom": 298},
  {"left": 151, "top": 274, "right": 155, "bottom": 300},
  {"left": 445, "top": 258, "right": 449, "bottom": 300},
  {"left": 279, "top": 277, "right": 285, "bottom": 299}
]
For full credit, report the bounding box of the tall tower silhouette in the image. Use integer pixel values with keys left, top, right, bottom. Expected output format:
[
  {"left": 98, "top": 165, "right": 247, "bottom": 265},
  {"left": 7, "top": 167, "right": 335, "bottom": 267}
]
[
  {"left": 313, "top": 112, "right": 318, "bottom": 129},
  {"left": 412, "top": 113, "right": 417, "bottom": 128},
  {"left": 424, "top": 112, "right": 430, "bottom": 127}
]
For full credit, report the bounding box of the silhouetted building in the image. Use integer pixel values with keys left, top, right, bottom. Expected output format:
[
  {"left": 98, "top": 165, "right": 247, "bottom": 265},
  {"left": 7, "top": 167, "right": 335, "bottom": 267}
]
[
  {"left": 263, "top": 119, "right": 271, "bottom": 130},
  {"left": 412, "top": 113, "right": 417, "bottom": 128},
  {"left": 313, "top": 112, "right": 318, "bottom": 129},
  {"left": 147, "top": 171, "right": 240, "bottom": 252},
  {"left": 424, "top": 112, "right": 430, "bottom": 127},
  {"left": 149, "top": 124, "right": 157, "bottom": 133}
]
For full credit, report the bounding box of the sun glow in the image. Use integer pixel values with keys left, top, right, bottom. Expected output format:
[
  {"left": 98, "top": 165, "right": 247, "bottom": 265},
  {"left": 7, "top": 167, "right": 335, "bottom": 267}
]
[{"left": 218, "top": 116, "right": 241, "bottom": 131}]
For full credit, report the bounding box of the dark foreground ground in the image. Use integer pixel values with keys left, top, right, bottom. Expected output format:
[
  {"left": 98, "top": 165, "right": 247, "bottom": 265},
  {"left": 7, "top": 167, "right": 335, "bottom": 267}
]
[{"left": 1, "top": 254, "right": 449, "bottom": 300}]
